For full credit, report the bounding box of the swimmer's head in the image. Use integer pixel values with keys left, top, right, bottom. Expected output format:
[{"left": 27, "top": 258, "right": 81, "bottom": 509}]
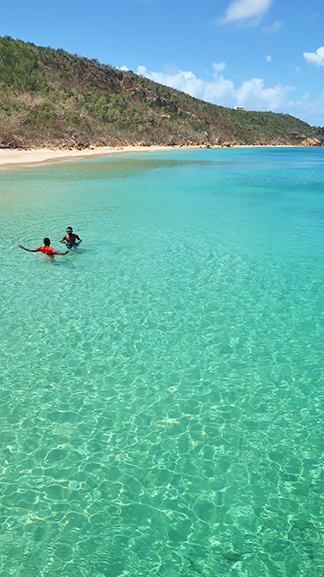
[
  {"left": 66, "top": 227, "right": 73, "bottom": 233},
  {"left": 43, "top": 238, "right": 51, "bottom": 246}
]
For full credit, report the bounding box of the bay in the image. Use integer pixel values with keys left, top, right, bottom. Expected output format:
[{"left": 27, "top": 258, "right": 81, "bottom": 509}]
[{"left": 1, "top": 147, "right": 324, "bottom": 576}]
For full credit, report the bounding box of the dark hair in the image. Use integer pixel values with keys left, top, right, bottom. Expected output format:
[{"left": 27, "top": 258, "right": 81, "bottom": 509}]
[
  {"left": 67, "top": 227, "right": 73, "bottom": 231},
  {"left": 43, "top": 238, "right": 51, "bottom": 246}
]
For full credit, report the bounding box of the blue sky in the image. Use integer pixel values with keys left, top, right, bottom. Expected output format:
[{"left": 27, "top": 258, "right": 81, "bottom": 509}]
[{"left": 1, "top": 0, "right": 324, "bottom": 126}]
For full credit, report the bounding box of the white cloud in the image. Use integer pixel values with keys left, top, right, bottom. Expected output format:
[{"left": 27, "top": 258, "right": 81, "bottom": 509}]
[
  {"left": 137, "top": 66, "right": 206, "bottom": 97},
  {"left": 266, "top": 55, "right": 272, "bottom": 62},
  {"left": 304, "top": 47, "right": 324, "bottom": 67},
  {"left": 163, "top": 63, "right": 181, "bottom": 75},
  {"left": 218, "top": 0, "right": 272, "bottom": 26},
  {"left": 137, "top": 65, "right": 147, "bottom": 75},
  {"left": 262, "top": 20, "right": 284, "bottom": 33},
  {"left": 213, "top": 62, "right": 226, "bottom": 73},
  {"left": 204, "top": 65, "right": 235, "bottom": 102},
  {"left": 205, "top": 76, "right": 235, "bottom": 102},
  {"left": 117, "top": 65, "right": 129, "bottom": 71},
  {"left": 137, "top": 63, "right": 293, "bottom": 113},
  {"left": 236, "top": 78, "right": 294, "bottom": 110},
  {"left": 288, "top": 91, "right": 324, "bottom": 126}
]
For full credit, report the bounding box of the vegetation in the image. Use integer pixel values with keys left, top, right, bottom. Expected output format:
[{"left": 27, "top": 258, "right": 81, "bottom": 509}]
[{"left": 0, "top": 36, "right": 323, "bottom": 148}]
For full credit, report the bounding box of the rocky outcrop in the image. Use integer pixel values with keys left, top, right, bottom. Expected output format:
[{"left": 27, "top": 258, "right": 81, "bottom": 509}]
[
  {"left": 301, "top": 137, "right": 321, "bottom": 146},
  {"left": 120, "top": 76, "right": 133, "bottom": 92},
  {"left": 151, "top": 96, "right": 178, "bottom": 115},
  {"left": 288, "top": 131, "right": 306, "bottom": 140}
]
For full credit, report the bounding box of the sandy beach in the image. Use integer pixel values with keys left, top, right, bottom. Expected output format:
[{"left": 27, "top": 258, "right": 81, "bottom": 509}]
[
  {"left": 0, "top": 144, "right": 185, "bottom": 169},
  {"left": 0, "top": 143, "right": 305, "bottom": 169}
]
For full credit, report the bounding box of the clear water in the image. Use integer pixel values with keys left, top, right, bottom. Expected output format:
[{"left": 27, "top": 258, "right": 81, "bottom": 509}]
[{"left": 1, "top": 147, "right": 324, "bottom": 576}]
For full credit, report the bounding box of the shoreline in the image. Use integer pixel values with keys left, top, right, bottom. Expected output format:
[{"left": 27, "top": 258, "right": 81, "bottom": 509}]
[
  {"left": 0, "top": 143, "right": 317, "bottom": 169},
  {"left": 0, "top": 144, "right": 172, "bottom": 169}
]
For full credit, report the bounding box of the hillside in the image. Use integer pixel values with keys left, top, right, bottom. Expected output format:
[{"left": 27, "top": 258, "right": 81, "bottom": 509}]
[{"left": 0, "top": 36, "right": 323, "bottom": 149}]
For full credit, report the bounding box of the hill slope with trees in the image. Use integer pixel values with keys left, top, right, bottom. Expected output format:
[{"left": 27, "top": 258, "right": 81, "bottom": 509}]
[{"left": 0, "top": 36, "right": 323, "bottom": 149}]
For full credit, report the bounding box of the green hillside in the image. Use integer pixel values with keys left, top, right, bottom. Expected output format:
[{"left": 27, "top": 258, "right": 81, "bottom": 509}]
[{"left": 0, "top": 36, "right": 323, "bottom": 148}]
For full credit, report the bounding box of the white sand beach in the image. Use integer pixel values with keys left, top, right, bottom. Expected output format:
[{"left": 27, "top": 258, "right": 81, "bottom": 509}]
[
  {"left": 0, "top": 144, "right": 185, "bottom": 169},
  {"left": 0, "top": 143, "right": 305, "bottom": 169}
]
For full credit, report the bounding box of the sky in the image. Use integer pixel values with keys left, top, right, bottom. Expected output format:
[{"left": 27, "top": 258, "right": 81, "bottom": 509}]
[{"left": 1, "top": 0, "right": 324, "bottom": 126}]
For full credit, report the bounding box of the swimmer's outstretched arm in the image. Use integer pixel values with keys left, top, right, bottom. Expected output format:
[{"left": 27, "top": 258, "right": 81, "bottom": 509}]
[
  {"left": 18, "top": 245, "right": 36, "bottom": 252},
  {"left": 18, "top": 245, "right": 69, "bottom": 255}
]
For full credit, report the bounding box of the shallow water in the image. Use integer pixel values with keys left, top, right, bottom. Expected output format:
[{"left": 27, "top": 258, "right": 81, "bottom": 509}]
[{"left": 1, "top": 147, "right": 324, "bottom": 576}]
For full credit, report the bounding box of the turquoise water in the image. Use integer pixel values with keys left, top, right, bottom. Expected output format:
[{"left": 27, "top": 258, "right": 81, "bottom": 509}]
[{"left": 1, "top": 147, "right": 324, "bottom": 576}]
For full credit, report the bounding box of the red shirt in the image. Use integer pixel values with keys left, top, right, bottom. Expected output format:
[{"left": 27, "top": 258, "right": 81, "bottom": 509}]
[{"left": 35, "top": 245, "right": 56, "bottom": 255}]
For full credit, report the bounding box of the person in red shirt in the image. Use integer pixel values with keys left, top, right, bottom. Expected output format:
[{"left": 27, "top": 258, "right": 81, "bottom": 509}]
[{"left": 19, "top": 238, "right": 69, "bottom": 259}]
